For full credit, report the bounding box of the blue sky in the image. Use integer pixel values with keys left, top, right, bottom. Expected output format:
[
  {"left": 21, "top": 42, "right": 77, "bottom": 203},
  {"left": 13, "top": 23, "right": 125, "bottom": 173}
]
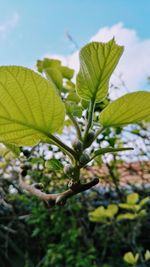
[
  {"left": 0, "top": 1, "right": 150, "bottom": 92},
  {"left": 0, "top": 0, "right": 150, "bottom": 65}
]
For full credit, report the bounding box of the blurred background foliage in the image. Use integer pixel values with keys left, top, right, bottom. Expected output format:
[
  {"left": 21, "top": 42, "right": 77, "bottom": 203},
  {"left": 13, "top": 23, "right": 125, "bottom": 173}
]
[
  {"left": 0, "top": 60, "right": 150, "bottom": 267},
  {"left": 0, "top": 118, "right": 150, "bottom": 267}
]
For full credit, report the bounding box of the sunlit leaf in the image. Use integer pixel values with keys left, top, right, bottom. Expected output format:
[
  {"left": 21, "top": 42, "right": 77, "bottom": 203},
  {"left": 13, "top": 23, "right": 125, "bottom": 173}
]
[
  {"left": 119, "top": 203, "right": 140, "bottom": 211},
  {"left": 107, "top": 204, "right": 118, "bottom": 217},
  {"left": 123, "top": 252, "right": 139, "bottom": 265},
  {"left": 45, "top": 68, "right": 63, "bottom": 90},
  {"left": 76, "top": 39, "right": 123, "bottom": 102},
  {"left": 89, "top": 206, "right": 106, "bottom": 222},
  {"left": 0, "top": 66, "right": 65, "bottom": 146},
  {"left": 117, "top": 213, "right": 138, "bottom": 221},
  {"left": 100, "top": 92, "right": 150, "bottom": 127},
  {"left": 66, "top": 92, "right": 80, "bottom": 103},
  {"left": 89, "top": 204, "right": 118, "bottom": 222},
  {"left": 127, "top": 193, "right": 139, "bottom": 204},
  {"left": 145, "top": 250, "right": 150, "bottom": 261},
  {"left": 139, "top": 197, "right": 149, "bottom": 207},
  {"left": 61, "top": 66, "right": 74, "bottom": 80},
  {"left": 66, "top": 103, "right": 83, "bottom": 118}
]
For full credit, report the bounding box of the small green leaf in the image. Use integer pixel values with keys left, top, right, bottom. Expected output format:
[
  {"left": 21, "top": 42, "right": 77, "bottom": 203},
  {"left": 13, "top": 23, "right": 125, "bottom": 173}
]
[
  {"left": 66, "top": 92, "right": 80, "bottom": 103},
  {"left": 89, "top": 204, "right": 118, "bottom": 222},
  {"left": 140, "top": 197, "right": 149, "bottom": 207},
  {"left": 138, "top": 209, "right": 147, "bottom": 217},
  {"left": 107, "top": 204, "right": 119, "bottom": 217},
  {"left": 81, "top": 99, "right": 89, "bottom": 109},
  {"left": 89, "top": 206, "right": 107, "bottom": 222},
  {"left": 123, "top": 252, "right": 139, "bottom": 265},
  {"left": 127, "top": 193, "right": 139, "bottom": 204},
  {"left": 64, "top": 80, "right": 75, "bottom": 91},
  {"left": 44, "top": 67, "right": 63, "bottom": 90},
  {"left": 119, "top": 203, "right": 140, "bottom": 211},
  {"left": 0, "top": 66, "right": 65, "bottom": 146},
  {"left": 0, "top": 144, "right": 20, "bottom": 159},
  {"left": 4, "top": 143, "right": 20, "bottom": 157},
  {"left": 60, "top": 66, "right": 74, "bottom": 80},
  {"left": 145, "top": 250, "right": 150, "bottom": 261},
  {"left": 66, "top": 103, "right": 83, "bottom": 118},
  {"left": 43, "top": 58, "right": 61, "bottom": 68},
  {"left": 100, "top": 92, "right": 150, "bottom": 127},
  {"left": 117, "top": 213, "right": 137, "bottom": 221},
  {"left": 94, "top": 147, "right": 133, "bottom": 157},
  {"left": 45, "top": 158, "right": 63, "bottom": 171},
  {"left": 76, "top": 39, "right": 124, "bottom": 102}
]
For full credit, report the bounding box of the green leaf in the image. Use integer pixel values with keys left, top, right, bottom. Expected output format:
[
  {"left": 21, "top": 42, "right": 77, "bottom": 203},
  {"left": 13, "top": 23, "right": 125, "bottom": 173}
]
[
  {"left": 66, "top": 103, "right": 83, "bottom": 118},
  {"left": 100, "top": 91, "right": 150, "bottom": 127},
  {"left": 89, "top": 206, "right": 107, "bottom": 222},
  {"left": 64, "top": 80, "right": 75, "bottom": 91},
  {"left": 94, "top": 147, "right": 133, "bottom": 157},
  {"left": 89, "top": 204, "right": 118, "bottom": 222},
  {"left": 107, "top": 204, "right": 119, "bottom": 217},
  {"left": 140, "top": 197, "right": 149, "bottom": 207},
  {"left": 44, "top": 68, "right": 63, "bottom": 90},
  {"left": 127, "top": 193, "right": 139, "bottom": 204},
  {"left": 66, "top": 92, "right": 80, "bottom": 103},
  {"left": 4, "top": 143, "right": 20, "bottom": 157},
  {"left": 45, "top": 158, "right": 63, "bottom": 171},
  {"left": 138, "top": 209, "right": 147, "bottom": 217},
  {"left": 145, "top": 250, "right": 150, "bottom": 261},
  {"left": 76, "top": 39, "right": 123, "bottom": 102},
  {"left": 123, "top": 252, "right": 139, "bottom": 265},
  {"left": 43, "top": 58, "right": 61, "bottom": 68},
  {"left": 0, "top": 66, "right": 65, "bottom": 146},
  {"left": 117, "top": 213, "right": 138, "bottom": 221},
  {"left": 60, "top": 66, "right": 74, "bottom": 80},
  {"left": 119, "top": 203, "right": 140, "bottom": 211}
]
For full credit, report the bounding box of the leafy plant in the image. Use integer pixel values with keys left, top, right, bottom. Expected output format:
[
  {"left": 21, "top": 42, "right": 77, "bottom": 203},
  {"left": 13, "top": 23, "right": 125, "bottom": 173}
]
[
  {"left": 123, "top": 249, "right": 150, "bottom": 266},
  {"left": 123, "top": 251, "right": 139, "bottom": 266},
  {"left": 0, "top": 38, "right": 150, "bottom": 205},
  {"left": 88, "top": 193, "right": 149, "bottom": 223}
]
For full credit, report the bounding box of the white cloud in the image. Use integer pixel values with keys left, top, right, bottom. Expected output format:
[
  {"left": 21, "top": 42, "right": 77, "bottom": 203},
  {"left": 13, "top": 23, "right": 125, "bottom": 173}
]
[
  {"left": 44, "top": 23, "right": 150, "bottom": 98},
  {"left": 0, "top": 13, "right": 19, "bottom": 38}
]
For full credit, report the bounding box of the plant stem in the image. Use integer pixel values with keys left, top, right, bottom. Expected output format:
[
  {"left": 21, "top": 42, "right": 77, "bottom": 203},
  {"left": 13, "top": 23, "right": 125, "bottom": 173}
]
[
  {"left": 83, "top": 99, "right": 95, "bottom": 141},
  {"left": 20, "top": 175, "right": 99, "bottom": 206},
  {"left": 68, "top": 112, "right": 82, "bottom": 140},
  {"left": 46, "top": 133, "right": 77, "bottom": 162},
  {"left": 94, "top": 126, "right": 105, "bottom": 139}
]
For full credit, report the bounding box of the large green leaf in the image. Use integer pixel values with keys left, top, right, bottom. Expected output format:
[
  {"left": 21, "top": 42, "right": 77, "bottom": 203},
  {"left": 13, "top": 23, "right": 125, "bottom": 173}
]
[
  {"left": 0, "top": 66, "right": 65, "bottom": 146},
  {"left": 76, "top": 39, "right": 124, "bottom": 102},
  {"left": 100, "top": 91, "right": 150, "bottom": 127}
]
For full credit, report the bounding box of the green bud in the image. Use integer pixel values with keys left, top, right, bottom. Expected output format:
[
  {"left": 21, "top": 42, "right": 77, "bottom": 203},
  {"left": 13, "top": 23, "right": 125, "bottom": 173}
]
[
  {"left": 84, "top": 131, "right": 95, "bottom": 148},
  {"left": 72, "top": 139, "right": 83, "bottom": 153},
  {"left": 79, "top": 153, "right": 90, "bottom": 166},
  {"left": 22, "top": 149, "right": 31, "bottom": 158}
]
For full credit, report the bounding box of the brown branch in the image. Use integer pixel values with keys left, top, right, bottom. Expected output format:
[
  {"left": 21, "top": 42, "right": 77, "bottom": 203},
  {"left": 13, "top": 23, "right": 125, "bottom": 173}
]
[{"left": 19, "top": 175, "right": 99, "bottom": 206}]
